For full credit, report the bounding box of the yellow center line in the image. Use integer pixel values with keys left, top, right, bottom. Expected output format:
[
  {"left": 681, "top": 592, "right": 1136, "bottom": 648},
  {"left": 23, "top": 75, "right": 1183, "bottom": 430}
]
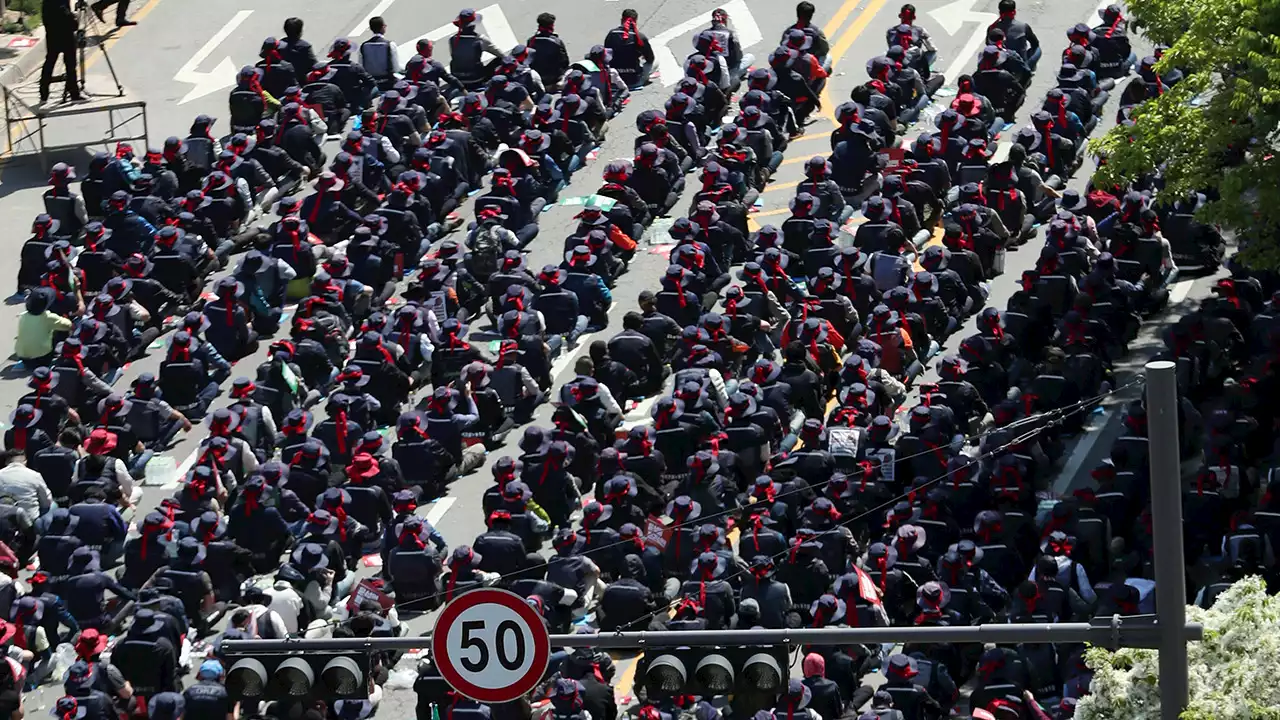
[
  {"left": 86, "top": 0, "right": 165, "bottom": 72},
  {"left": 823, "top": 0, "right": 864, "bottom": 37},
  {"left": 746, "top": 208, "right": 871, "bottom": 232},
  {"left": 610, "top": 528, "right": 746, "bottom": 698},
  {"left": 913, "top": 225, "right": 945, "bottom": 271},
  {"left": 761, "top": 179, "right": 801, "bottom": 194},
  {"left": 781, "top": 153, "right": 824, "bottom": 166},
  {"left": 818, "top": 0, "right": 894, "bottom": 123},
  {"left": 753, "top": 207, "right": 792, "bottom": 219},
  {"left": 613, "top": 653, "right": 640, "bottom": 699},
  {"left": 788, "top": 132, "right": 831, "bottom": 144}
]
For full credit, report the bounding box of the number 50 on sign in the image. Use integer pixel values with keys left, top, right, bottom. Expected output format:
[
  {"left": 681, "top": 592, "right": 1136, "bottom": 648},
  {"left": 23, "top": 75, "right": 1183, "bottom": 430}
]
[{"left": 430, "top": 589, "right": 551, "bottom": 703}]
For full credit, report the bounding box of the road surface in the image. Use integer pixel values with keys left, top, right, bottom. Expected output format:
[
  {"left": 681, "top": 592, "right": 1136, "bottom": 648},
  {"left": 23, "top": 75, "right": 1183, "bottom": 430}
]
[{"left": 0, "top": 0, "right": 1198, "bottom": 715}]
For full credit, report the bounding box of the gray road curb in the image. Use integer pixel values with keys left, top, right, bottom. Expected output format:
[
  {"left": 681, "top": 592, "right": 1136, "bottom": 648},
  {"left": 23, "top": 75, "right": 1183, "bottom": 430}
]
[{"left": 0, "top": 25, "right": 47, "bottom": 87}]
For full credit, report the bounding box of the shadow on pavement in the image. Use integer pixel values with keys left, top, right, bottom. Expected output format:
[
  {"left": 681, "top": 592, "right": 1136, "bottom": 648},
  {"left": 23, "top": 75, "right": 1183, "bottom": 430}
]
[{"left": 0, "top": 148, "right": 99, "bottom": 200}]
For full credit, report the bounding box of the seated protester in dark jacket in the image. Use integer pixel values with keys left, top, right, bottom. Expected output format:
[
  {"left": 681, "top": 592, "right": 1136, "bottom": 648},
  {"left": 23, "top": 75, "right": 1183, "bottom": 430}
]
[
  {"left": 604, "top": 8, "right": 656, "bottom": 90},
  {"left": 5, "top": 404, "right": 53, "bottom": 461},
  {"left": 233, "top": 250, "right": 298, "bottom": 335},
  {"left": 298, "top": 172, "right": 366, "bottom": 243},
  {"left": 40, "top": 258, "right": 87, "bottom": 320},
  {"left": 588, "top": 341, "right": 639, "bottom": 402},
  {"left": 328, "top": 151, "right": 385, "bottom": 214},
  {"left": 150, "top": 226, "right": 212, "bottom": 301},
  {"left": 82, "top": 292, "right": 142, "bottom": 364},
  {"left": 124, "top": 373, "right": 192, "bottom": 451},
  {"left": 65, "top": 489, "right": 128, "bottom": 569},
  {"left": 32, "top": 428, "right": 83, "bottom": 505},
  {"left": 119, "top": 255, "right": 185, "bottom": 320},
  {"left": 422, "top": 386, "right": 486, "bottom": 476},
  {"left": 607, "top": 312, "right": 666, "bottom": 396},
  {"left": 559, "top": 247, "right": 613, "bottom": 330},
  {"left": 102, "top": 192, "right": 158, "bottom": 259},
  {"left": 202, "top": 277, "right": 259, "bottom": 362},
  {"left": 57, "top": 546, "right": 137, "bottom": 629},
  {"left": 323, "top": 38, "right": 377, "bottom": 112},
  {"left": 225, "top": 476, "right": 294, "bottom": 574},
  {"left": 432, "top": 319, "right": 495, "bottom": 388},
  {"left": 18, "top": 215, "right": 64, "bottom": 293},
  {"left": 174, "top": 314, "right": 234, "bottom": 384},
  {"left": 51, "top": 338, "right": 116, "bottom": 416},
  {"left": 74, "top": 318, "right": 124, "bottom": 380},
  {"left": 457, "top": 362, "right": 517, "bottom": 448},
  {"left": 313, "top": 394, "right": 365, "bottom": 471},
  {"left": 19, "top": 366, "right": 78, "bottom": 438},
  {"left": 629, "top": 143, "right": 680, "bottom": 215}
]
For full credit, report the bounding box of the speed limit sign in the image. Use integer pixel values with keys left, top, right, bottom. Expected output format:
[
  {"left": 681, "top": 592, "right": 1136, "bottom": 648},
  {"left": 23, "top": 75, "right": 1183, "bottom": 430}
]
[{"left": 430, "top": 588, "right": 551, "bottom": 702}]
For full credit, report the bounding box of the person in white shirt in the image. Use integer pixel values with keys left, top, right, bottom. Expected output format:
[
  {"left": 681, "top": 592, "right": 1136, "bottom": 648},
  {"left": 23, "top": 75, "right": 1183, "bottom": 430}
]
[
  {"left": 561, "top": 358, "right": 624, "bottom": 417},
  {"left": 0, "top": 451, "right": 52, "bottom": 522},
  {"left": 258, "top": 580, "right": 304, "bottom": 635},
  {"left": 238, "top": 589, "right": 291, "bottom": 639},
  {"left": 359, "top": 17, "right": 401, "bottom": 90}
]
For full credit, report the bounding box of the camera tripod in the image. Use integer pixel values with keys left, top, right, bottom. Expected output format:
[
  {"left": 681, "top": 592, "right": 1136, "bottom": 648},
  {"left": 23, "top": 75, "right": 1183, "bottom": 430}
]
[{"left": 64, "top": 0, "right": 125, "bottom": 100}]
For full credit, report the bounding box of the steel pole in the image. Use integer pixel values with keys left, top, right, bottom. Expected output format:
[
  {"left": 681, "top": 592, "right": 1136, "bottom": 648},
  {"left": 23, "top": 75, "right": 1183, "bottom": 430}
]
[
  {"left": 1146, "top": 360, "right": 1189, "bottom": 719},
  {"left": 222, "top": 621, "right": 1202, "bottom": 654}
]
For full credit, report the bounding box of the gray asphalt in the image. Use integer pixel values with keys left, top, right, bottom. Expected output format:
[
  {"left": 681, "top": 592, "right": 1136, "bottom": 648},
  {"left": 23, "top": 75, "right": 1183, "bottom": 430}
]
[{"left": 0, "top": 0, "right": 1183, "bottom": 716}]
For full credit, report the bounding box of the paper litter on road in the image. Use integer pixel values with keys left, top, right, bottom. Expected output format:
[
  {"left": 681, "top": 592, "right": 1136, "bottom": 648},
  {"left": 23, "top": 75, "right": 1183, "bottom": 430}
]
[
  {"left": 386, "top": 666, "right": 418, "bottom": 690},
  {"left": 560, "top": 194, "right": 616, "bottom": 209},
  {"left": 646, "top": 217, "right": 676, "bottom": 244},
  {"left": 143, "top": 455, "right": 179, "bottom": 486}
]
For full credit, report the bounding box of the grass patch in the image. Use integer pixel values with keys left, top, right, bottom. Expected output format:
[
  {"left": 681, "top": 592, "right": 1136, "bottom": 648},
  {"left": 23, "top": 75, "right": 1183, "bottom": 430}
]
[{"left": 4, "top": 0, "right": 43, "bottom": 33}]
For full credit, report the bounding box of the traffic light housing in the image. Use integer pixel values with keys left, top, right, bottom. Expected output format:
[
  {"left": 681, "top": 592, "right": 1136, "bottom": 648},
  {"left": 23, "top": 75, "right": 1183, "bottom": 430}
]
[
  {"left": 640, "top": 646, "right": 789, "bottom": 699},
  {"left": 224, "top": 652, "right": 373, "bottom": 701}
]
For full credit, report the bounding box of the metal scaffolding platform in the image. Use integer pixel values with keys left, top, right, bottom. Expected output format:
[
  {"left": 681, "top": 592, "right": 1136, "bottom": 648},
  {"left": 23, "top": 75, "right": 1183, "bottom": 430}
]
[{"left": 2, "top": 79, "right": 148, "bottom": 169}]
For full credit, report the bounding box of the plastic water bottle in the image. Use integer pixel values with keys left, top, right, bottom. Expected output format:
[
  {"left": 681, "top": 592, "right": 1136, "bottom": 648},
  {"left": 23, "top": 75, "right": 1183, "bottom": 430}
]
[{"left": 52, "top": 643, "right": 77, "bottom": 678}]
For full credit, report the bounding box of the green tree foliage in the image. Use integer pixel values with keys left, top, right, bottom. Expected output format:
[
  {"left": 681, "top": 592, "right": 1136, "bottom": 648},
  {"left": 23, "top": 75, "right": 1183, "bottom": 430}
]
[{"left": 1091, "top": 0, "right": 1280, "bottom": 268}]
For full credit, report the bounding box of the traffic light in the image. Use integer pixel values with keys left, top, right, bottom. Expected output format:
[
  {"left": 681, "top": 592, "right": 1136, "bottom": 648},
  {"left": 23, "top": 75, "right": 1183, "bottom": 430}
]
[
  {"left": 641, "top": 646, "right": 789, "bottom": 698},
  {"left": 224, "top": 652, "right": 374, "bottom": 701}
]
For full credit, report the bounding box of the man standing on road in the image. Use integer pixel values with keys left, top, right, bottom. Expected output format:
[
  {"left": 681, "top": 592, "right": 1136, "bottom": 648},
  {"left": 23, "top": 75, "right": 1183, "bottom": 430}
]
[
  {"left": 359, "top": 16, "right": 401, "bottom": 91},
  {"left": 283, "top": 17, "right": 318, "bottom": 83},
  {"left": 39, "top": 0, "right": 81, "bottom": 102},
  {"left": 90, "top": 0, "right": 137, "bottom": 28}
]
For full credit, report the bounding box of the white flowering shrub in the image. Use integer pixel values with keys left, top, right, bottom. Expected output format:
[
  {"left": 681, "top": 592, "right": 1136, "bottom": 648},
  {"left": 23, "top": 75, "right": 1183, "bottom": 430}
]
[{"left": 1077, "top": 577, "right": 1280, "bottom": 720}]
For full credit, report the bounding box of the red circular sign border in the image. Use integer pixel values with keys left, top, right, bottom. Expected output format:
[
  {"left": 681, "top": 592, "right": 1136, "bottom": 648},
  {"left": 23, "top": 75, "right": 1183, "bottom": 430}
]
[{"left": 431, "top": 588, "right": 551, "bottom": 703}]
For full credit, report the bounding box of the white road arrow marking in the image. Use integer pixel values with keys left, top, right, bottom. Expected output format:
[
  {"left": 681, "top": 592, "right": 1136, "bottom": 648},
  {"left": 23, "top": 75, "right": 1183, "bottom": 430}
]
[
  {"left": 174, "top": 9, "right": 254, "bottom": 106},
  {"left": 349, "top": 0, "right": 399, "bottom": 37},
  {"left": 927, "top": 0, "right": 997, "bottom": 35},
  {"left": 929, "top": 0, "right": 998, "bottom": 87},
  {"left": 481, "top": 3, "right": 519, "bottom": 55},
  {"left": 426, "top": 497, "right": 457, "bottom": 526},
  {"left": 405, "top": 4, "right": 518, "bottom": 57},
  {"left": 652, "top": 0, "right": 763, "bottom": 87}
]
